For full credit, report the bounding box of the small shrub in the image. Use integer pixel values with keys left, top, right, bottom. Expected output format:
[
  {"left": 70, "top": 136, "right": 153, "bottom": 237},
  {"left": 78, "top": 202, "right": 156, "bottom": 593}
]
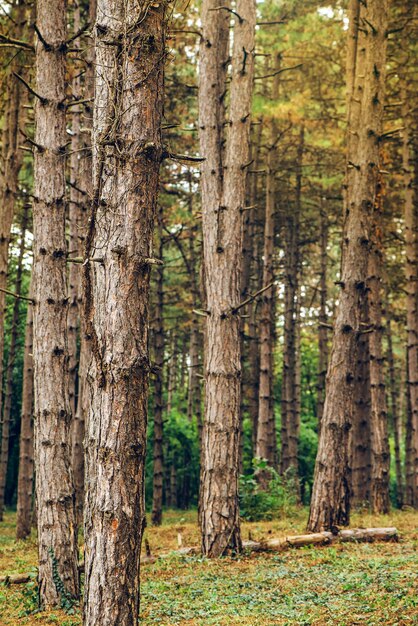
[{"left": 239, "top": 458, "right": 299, "bottom": 521}]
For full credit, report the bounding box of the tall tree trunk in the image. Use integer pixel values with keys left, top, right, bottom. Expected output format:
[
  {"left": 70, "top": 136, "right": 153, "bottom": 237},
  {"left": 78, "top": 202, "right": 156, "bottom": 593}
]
[
  {"left": 308, "top": 0, "right": 389, "bottom": 532},
  {"left": 387, "top": 318, "right": 403, "bottom": 507},
  {"left": 350, "top": 299, "right": 371, "bottom": 506},
  {"left": 152, "top": 211, "right": 164, "bottom": 526},
  {"left": 199, "top": 0, "right": 256, "bottom": 557},
  {"left": 0, "top": 205, "right": 28, "bottom": 519},
  {"left": 317, "top": 204, "right": 328, "bottom": 428},
  {"left": 0, "top": 1, "right": 27, "bottom": 458},
  {"left": 71, "top": 0, "right": 97, "bottom": 530},
  {"left": 16, "top": 281, "right": 34, "bottom": 540},
  {"left": 281, "top": 126, "right": 304, "bottom": 481},
  {"left": 33, "top": 0, "right": 79, "bottom": 604},
  {"left": 166, "top": 331, "right": 177, "bottom": 415},
  {"left": 368, "top": 181, "right": 390, "bottom": 513},
  {"left": 403, "top": 88, "right": 418, "bottom": 507},
  {"left": 255, "top": 144, "right": 277, "bottom": 478},
  {"left": 83, "top": 1, "right": 166, "bottom": 623}
]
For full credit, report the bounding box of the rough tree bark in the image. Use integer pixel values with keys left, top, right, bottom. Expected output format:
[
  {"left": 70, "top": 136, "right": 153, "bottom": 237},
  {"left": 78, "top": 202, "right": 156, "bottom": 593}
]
[
  {"left": 32, "top": 0, "right": 79, "bottom": 604},
  {"left": 152, "top": 210, "right": 164, "bottom": 526},
  {"left": 308, "top": 0, "right": 389, "bottom": 532},
  {"left": 368, "top": 181, "right": 390, "bottom": 513},
  {"left": 281, "top": 126, "right": 304, "bottom": 481},
  {"left": 83, "top": 1, "right": 166, "bottom": 623},
  {"left": 199, "top": 0, "right": 256, "bottom": 557},
  {"left": 0, "top": 1, "right": 27, "bottom": 468},
  {"left": 317, "top": 203, "right": 328, "bottom": 429},
  {"left": 255, "top": 71, "right": 279, "bottom": 478},
  {"left": 0, "top": 205, "right": 29, "bottom": 519},
  {"left": 402, "top": 89, "right": 418, "bottom": 507},
  {"left": 16, "top": 282, "right": 34, "bottom": 540}
]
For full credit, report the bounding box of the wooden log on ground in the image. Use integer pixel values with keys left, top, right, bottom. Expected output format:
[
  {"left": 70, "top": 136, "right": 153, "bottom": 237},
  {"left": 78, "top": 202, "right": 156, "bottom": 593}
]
[{"left": 0, "top": 527, "right": 398, "bottom": 584}]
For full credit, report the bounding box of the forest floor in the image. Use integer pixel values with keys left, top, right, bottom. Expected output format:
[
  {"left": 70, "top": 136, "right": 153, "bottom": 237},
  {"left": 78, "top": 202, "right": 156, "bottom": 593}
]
[{"left": 0, "top": 508, "right": 417, "bottom": 625}]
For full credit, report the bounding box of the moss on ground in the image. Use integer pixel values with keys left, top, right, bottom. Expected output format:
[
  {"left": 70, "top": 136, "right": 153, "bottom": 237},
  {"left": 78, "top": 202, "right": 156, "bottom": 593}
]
[{"left": 1, "top": 509, "right": 417, "bottom": 625}]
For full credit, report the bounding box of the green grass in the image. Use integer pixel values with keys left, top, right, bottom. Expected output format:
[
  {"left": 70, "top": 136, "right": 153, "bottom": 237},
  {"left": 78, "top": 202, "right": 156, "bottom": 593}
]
[{"left": 1, "top": 509, "right": 418, "bottom": 625}]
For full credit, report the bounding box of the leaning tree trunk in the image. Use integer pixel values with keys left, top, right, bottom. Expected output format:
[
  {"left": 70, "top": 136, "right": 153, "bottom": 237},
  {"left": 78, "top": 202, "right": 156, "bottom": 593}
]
[
  {"left": 152, "top": 210, "right": 164, "bottom": 527},
  {"left": 199, "top": 0, "right": 256, "bottom": 557},
  {"left": 83, "top": 1, "right": 166, "bottom": 624},
  {"left": 16, "top": 281, "right": 34, "bottom": 540},
  {"left": 32, "top": 0, "right": 79, "bottom": 604},
  {"left": 0, "top": 204, "right": 29, "bottom": 519},
  {"left": 308, "top": 0, "right": 389, "bottom": 532}
]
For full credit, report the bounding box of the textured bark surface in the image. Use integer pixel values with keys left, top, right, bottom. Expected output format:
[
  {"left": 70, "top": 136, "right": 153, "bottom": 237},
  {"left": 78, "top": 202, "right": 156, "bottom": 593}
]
[
  {"left": 350, "top": 300, "right": 371, "bottom": 506},
  {"left": 71, "top": 0, "right": 96, "bottom": 532},
  {"left": 16, "top": 284, "right": 34, "bottom": 540},
  {"left": 152, "top": 213, "right": 164, "bottom": 526},
  {"left": 33, "top": 0, "right": 79, "bottom": 605},
  {"left": 83, "top": 1, "right": 166, "bottom": 623},
  {"left": 317, "top": 205, "right": 328, "bottom": 428},
  {"left": 0, "top": 1, "right": 27, "bottom": 478},
  {"left": 256, "top": 145, "right": 277, "bottom": 477},
  {"left": 199, "top": 0, "right": 256, "bottom": 557},
  {"left": 368, "top": 184, "right": 390, "bottom": 514},
  {"left": 308, "top": 0, "right": 388, "bottom": 532},
  {"left": 281, "top": 127, "right": 303, "bottom": 481},
  {"left": 403, "top": 91, "right": 418, "bottom": 507},
  {"left": 0, "top": 206, "right": 28, "bottom": 519}
]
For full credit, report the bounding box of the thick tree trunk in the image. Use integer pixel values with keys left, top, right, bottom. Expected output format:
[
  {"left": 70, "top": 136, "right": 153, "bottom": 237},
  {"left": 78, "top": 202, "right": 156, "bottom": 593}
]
[
  {"left": 152, "top": 212, "right": 164, "bottom": 526},
  {"left": 199, "top": 0, "right": 256, "bottom": 557},
  {"left": 16, "top": 283, "right": 34, "bottom": 540},
  {"left": 33, "top": 0, "right": 79, "bottom": 604},
  {"left": 308, "top": 0, "right": 388, "bottom": 532},
  {"left": 0, "top": 205, "right": 29, "bottom": 519},
  {"left": 83, "top": 1, "right": 166, "bottom": 624}
]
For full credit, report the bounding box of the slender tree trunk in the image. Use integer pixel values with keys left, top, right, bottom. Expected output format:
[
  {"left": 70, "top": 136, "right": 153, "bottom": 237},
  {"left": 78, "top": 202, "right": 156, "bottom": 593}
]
[
  {"left": 71, "top": 0, "right": 97, "bottom": 530},
  {"left": 0, "top": 205, "right": 28, "bottom": 518},
  {"left": 317, "top": 205, "right": 328, "bottom": 428},
  {"left": 167, "top": 332, "right": 177, "bottom": 415},
  {"left": 308, "top": 0, "right": 389, "bottom": 532},
  {"left": 33, "top": 0, "right": 79, "bottom": 604},
  {"left": 387, "top": 318, "right": 403, "bottom": 507},
  {"left": 403, "top": 88, "right": 418, "bottom": 507},
  {"left": 199, "top": 0, "right": 256, "bottom": 557},
  {"left": 152, "top": 211, "right": 164, "bottom": 526},
  {"left": 256, "top": 145, "right": 277, "bottom": 478},
  {"left": 16, "top": 282, "right": 34, "bottom": 540},
  {"left": 0, "top": 1, "right": 27, "bottom": 454},
  {"left": 83, "top": 1, "right": 166, "bottom": 623},
  {"left": 281, "top": 126, "right": 304, "bottom": 481},
  {"left": 368, "top": 181, "right": 390, "bottom": 513},
  {"left": 351, "top": 299, "right": 371, "bottom": 506}
]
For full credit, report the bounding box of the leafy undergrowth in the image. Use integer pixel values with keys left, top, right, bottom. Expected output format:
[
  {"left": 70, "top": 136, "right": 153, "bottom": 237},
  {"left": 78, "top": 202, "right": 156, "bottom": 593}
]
[{"left": 1, "top": 509, "right": 417, "bottom": 625}]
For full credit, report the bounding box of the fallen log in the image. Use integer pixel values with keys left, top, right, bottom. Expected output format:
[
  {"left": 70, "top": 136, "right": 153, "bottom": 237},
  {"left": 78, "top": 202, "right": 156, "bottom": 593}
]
[
  {"left": 0, "top": 527, "right": 398, "bottom": 585},
  {"left": 242, "top": 527, "right": 398, "bottom": 552}
]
